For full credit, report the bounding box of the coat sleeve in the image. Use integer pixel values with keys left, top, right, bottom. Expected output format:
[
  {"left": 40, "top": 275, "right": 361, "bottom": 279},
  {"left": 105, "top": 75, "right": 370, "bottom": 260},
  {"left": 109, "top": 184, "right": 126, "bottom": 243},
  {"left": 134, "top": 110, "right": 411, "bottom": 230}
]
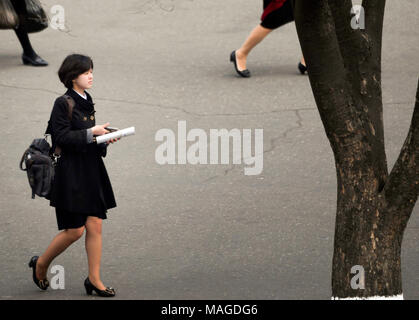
[{"left": 50, "top": 97, "right": 88, "bottom": 152}]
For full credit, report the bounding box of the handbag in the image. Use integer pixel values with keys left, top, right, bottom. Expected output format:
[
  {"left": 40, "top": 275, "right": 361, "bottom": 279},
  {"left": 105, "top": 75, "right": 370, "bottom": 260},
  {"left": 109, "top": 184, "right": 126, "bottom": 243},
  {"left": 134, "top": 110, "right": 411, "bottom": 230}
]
[
  {"left": 20, "top": 0, "right": 48, "bottom": 33},
  {"left": 0, "top": 0, "right": 19, "bottom": 29}
]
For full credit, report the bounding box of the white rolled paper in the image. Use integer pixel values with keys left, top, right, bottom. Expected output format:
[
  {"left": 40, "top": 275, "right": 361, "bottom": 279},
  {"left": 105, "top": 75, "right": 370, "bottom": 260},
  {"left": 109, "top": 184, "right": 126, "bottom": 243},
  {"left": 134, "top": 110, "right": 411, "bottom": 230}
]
[{"left": 95, "top": 126, "right": 135, "bottom": 144}]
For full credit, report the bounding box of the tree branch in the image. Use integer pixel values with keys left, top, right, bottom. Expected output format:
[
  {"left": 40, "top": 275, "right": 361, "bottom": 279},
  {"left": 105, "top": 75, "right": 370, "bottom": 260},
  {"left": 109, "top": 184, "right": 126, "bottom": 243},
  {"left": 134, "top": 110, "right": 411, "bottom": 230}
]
[
  {"left": 362, "top": 0, "right": 386, "bottom": 63},
  {"left": 361, "top": 0, "right": 388, "bottom": 182},
  {"left": 293, "top": 0, "right": 372, "bottom": 165},
  {"left": 359, "top": 0, "right": 386, "bottom": 151},
  {"left": 328, "top": 0, "right": 364, "bottom": 78},
  {"left": 328, "top": 0, "right": 388, "bottom": 186},
  {"left": 383, "top": 79, "right": 419, "bottom": 223}
]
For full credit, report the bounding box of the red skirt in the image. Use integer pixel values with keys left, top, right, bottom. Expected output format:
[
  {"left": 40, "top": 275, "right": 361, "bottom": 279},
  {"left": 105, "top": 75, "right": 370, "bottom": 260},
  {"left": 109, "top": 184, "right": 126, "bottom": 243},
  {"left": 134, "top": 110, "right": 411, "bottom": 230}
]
[{"left": 261, "top": 0, "right": 294, "bottom": 30}]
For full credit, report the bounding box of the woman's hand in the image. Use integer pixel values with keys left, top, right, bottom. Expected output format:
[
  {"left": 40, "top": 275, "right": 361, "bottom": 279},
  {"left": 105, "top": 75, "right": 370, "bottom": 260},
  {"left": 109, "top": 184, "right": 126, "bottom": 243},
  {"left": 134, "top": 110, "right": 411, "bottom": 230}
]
[
  {"left": 92, "top": 122, "right": 110, "bottom": 136},
  {"left": 107, "top": 137, "right": 121, "bottom": 145}
]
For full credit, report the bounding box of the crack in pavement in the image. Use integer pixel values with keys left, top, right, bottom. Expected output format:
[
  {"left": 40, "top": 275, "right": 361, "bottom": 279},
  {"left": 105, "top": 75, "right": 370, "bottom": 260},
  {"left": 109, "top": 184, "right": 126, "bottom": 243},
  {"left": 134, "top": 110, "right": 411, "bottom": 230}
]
[
  {"left": 56, "top": 24, "right": 77, "bottom": 38},
  {"left": 0, "top": 82, "right": 412, "bottom": 118},
  {"left": 93, "top": 96, "right": 317, "bottom": 117},
  {"left": 201, "top": 109, "right": 305, "bottom": 183},
  {"left": 131, "top": 0, "right": 194, "bottom": 15},
  {"left": 199, "top": 97, "right": 417, "bottom": 184},
  {"left": 0, "top": 83, "right": 61, "bottom": 96},
  {"left": 0, "top": 82, "right": 316, "bottom": 117},
  {"left": 1, "top": 82, "right": 416, "bottom": 183}
]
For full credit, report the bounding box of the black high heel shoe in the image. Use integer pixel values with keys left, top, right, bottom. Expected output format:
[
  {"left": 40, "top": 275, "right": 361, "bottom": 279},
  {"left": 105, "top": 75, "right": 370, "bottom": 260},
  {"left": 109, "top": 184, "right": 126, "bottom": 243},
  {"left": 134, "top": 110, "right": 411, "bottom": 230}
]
[
  {"left": 298, "top": 62, "right": 307, "bottom": 75},
  {"left": 22, "top": 53, "right": 48, "bottom": 67},
  {"left": 230, "top": 51, "right": 251, "bottom": 78},
  {"left": 28, "top": 256, "right": 49, "bottom": 290},
  {"left": 84, "top": 277, "right": 116, "bottom": 297}
]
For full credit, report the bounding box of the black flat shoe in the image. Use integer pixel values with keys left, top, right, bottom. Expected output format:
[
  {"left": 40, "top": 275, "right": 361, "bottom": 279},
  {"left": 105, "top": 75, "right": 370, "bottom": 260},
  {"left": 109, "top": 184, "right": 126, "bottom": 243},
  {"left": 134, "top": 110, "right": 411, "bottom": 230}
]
[
  {"left": 28, "top": 256, "right": 49, "bottom": 290},
  {"left": 22, "top": 54, "right": 48, "bottom": 67},
  {"left": 84, "top": 277, "right": 116, "bottom": 297},
  {"left": 298, "top": 62, "right": 307, "bottom": 75},
  {"left": 230, "top": 51, "right": 251, "bottom": 78}
]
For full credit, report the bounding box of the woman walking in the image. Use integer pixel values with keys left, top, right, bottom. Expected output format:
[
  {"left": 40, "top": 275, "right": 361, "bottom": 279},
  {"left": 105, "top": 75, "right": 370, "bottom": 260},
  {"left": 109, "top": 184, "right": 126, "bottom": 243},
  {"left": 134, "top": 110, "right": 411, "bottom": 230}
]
[
  {"left": 230, "top": 0, "right": 306, "bottom": 77},
  {"left": 28, "top": 54, "right": 118, "bottom": 297}
]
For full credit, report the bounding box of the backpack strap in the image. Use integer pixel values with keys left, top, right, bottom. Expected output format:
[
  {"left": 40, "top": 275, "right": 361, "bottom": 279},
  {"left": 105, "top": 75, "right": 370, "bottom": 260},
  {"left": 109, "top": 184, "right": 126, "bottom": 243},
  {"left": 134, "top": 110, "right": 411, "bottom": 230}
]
[
  {"left": 19, "top": 150, "right": 28, "bottom": 171},
  {"left": 63, "top": 94, "right": 75, "bottom": 120},
  {"left": 51, "top": 95, "right": 76, "bottom": 157}
]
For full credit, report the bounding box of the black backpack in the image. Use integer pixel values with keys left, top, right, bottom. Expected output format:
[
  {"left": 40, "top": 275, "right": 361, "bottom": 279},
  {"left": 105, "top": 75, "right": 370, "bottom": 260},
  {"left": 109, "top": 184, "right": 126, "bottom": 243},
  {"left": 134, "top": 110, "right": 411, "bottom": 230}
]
[
  {"left": 20, "top": 95, "right": 75, "bottom": 199},
  {"left": 20, "top": 138, "right": 55, "bottom": 199}
]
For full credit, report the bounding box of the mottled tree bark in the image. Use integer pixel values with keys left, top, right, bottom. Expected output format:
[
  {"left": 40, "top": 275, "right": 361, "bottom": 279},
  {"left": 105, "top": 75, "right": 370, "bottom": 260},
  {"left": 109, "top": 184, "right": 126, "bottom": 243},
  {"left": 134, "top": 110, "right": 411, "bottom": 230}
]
[{"left": 292, "top": 0, "right": 418, "bottom": 298}]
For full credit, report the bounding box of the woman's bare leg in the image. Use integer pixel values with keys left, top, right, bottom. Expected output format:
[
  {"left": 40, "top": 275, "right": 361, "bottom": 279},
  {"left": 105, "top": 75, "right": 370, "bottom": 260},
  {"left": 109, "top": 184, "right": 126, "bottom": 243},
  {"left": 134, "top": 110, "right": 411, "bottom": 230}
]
[
  {"left": 36, "top": 227, "right": 85, "bottom": 280},
  {"left": 85, "top": 216, "right": 106, "bottom": 290},
  {"left": 235, "top": 25, "right": 273, "bottom": 71}
]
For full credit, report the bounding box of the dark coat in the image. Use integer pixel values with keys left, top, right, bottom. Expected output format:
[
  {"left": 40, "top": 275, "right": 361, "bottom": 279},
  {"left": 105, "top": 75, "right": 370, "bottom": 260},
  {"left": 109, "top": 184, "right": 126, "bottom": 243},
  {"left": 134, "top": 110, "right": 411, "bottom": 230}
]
[{"left": 47, "top": 89, "right": 116, "bottom": 214}]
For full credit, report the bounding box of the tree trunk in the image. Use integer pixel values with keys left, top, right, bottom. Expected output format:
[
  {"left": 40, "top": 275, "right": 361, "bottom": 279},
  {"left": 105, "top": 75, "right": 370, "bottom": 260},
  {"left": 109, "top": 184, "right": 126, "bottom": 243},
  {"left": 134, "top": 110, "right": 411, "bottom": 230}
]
[
  {"left": 332, "top": 194, "right": 403, "bottom": 298},
  {"left": 292, "top": 0, "right": 418, "bottom": 299}
]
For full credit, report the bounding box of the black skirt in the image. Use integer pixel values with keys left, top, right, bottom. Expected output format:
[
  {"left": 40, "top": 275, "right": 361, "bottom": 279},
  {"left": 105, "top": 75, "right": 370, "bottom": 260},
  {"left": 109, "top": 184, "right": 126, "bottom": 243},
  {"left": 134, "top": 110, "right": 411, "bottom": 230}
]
[
  {"left": 261, "top": 0, "right": 294, "bottom": 30},
  {"left": 55, "top": 208, "right": 107, "bottom": 231}
]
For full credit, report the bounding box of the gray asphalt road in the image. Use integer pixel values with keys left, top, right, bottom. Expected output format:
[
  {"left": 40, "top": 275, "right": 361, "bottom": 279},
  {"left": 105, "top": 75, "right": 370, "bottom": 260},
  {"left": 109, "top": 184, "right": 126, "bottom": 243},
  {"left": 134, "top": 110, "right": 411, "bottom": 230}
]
[{"left": 0, "top": 0, "right": 418, "bottom": 300}]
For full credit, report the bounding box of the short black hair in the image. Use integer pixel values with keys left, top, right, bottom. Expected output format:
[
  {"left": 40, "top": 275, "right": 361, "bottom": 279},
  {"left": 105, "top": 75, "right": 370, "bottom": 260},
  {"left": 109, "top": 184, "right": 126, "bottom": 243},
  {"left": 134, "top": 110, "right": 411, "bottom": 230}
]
[{"left": 58, "top": 54, "right": 94, "bottom": 89}]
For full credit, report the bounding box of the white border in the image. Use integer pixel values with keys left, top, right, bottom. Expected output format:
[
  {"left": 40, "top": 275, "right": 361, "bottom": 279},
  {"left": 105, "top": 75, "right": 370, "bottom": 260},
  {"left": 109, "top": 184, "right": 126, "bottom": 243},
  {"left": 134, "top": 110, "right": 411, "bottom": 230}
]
[{"left": 332, "top": 294, "right": 404, "bottom": 300}]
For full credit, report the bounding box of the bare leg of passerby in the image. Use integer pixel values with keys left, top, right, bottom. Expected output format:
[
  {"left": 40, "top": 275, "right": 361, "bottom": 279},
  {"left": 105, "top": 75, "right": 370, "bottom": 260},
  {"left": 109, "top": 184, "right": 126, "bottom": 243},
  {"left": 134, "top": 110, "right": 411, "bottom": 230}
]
[
  {"left": 297, "top": 56, "right": 307, "bottom": 74},
  {"left": 235, "top": 25, "right": 273, "bottom": 71},
  {"left": 85, "top": 217, "right": 106, "bottom": 290},
  {"left": 36, "top": 227, "right": 85, "bottom": 280}
]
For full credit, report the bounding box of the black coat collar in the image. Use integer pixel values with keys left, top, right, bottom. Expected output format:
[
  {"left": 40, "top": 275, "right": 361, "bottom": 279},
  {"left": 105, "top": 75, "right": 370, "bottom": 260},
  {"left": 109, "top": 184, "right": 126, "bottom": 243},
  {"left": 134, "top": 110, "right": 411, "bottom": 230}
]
[{"left": 66, "top": 89, "right": 95, "bottom": 113}]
